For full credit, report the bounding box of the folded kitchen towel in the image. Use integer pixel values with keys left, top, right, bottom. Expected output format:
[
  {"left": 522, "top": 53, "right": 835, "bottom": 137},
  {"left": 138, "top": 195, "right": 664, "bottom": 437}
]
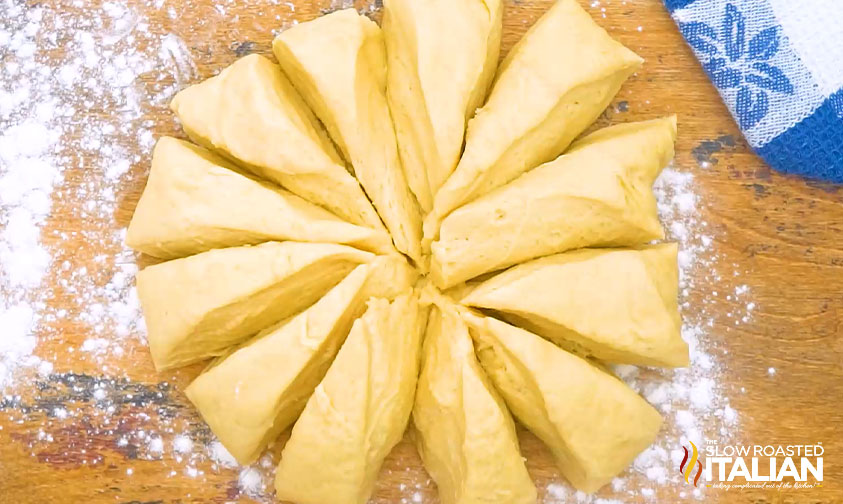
[{"left": 664, "top": 0, "right": 843, "bottom": 182}]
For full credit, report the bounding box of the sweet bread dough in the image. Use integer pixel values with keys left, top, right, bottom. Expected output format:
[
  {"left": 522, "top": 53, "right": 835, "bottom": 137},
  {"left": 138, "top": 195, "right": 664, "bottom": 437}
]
[
  {"left": 185, "top": 264, "right": 372, "bottom": 464},
  {"left": 425, "top": 0, "right": 643, "bottom": 243},
  {"left": 137, "top": 242, "right": 372, "bottom": 370},
  {"left": 413, "top": 294, "right": 536, "bottom": 504},
  {"left": 274, "top": 294, "right": 425, "bottom": 504},
  {"left": 273, "top": 10, "right": 423, "bottom": 263},
  {"left": 127, "top": 1, "right": 687, "bottom": 497},
  {"left": 360, "top": 253, "right": 420, "bottom": 300},
  {"left": 463, "top": 311, "right": 663, "bottom": 493},
  {"left": 383, "top": 0, "right": 502, "bottom": 212},
  {"left": 126, "top": 137, "right": 393, "bottom": 259},
  {"left": 184, "top": 255, "right": 417, "bottom": 464},
  {"left": 430, "top": 116, "right": 675, "bottom": 287},
  {"left": 463, "top": 243, "right": 689, "bottom": 367},
  {"left": 169, "top": 54, "right": 383, "bottom": 229}
]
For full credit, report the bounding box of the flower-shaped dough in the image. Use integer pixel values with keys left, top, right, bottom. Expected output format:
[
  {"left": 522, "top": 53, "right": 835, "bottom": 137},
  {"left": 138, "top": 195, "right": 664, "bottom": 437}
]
[{"left": 128, "top": 0, "right": 687, "bottom": 501}]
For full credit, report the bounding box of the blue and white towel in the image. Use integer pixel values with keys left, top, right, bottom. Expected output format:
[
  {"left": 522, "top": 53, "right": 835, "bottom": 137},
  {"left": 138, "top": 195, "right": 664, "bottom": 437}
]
[{"left": 665, "top": 0, "right": 843, "bottom": 182}]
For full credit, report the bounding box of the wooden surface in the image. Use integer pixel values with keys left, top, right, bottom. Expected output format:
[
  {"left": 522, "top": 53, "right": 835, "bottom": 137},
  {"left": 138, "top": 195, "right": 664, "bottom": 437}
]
[{"left": 2, "top": 0, "right": 842, "bottom": 503}]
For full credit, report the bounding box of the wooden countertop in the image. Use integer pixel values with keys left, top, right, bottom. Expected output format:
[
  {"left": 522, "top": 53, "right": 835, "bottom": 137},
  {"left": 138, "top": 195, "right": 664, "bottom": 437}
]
[{"left": 1, "top": 0, "right": 841, "bottom": 502}]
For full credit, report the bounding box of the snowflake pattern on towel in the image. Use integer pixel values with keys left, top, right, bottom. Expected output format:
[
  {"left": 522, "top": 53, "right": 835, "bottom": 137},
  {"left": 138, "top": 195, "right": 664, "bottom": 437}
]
[{"left": 680, "top": 3, "right": 794, "bottom": 129}]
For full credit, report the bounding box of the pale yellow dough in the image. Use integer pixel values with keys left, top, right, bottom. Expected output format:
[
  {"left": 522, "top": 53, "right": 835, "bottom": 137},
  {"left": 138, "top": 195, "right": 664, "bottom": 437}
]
[
  {"left": 424, "top": 0, "right": 643, "bottom": 244},
  {"left": 185, "top": 255, "right": 416, "bottom": 465},
  {"left": 430, "top": 116, "right": 675, "bottom": 287},
  {"left": 137, "top": 242, "right": 372, "bottom": 370},
  {"left": 383, "top": 0, "right": 502, "bottom": 212},
  {"left": 463, "top": 311, "right": 663, "bottom": 493},
  {"left": 275, "top": 294, "right": 426, "bottom": 504},
  {"left": 413, "top": 294, "right": 536, "bottom": 504},
  {"left": 129, "top": 1, "right": 687, "bottom": 499},
  {"left": 126, "top": 137, "right": 393, "bottom": 259},
  {"left": 360, "top": 253, "right": 421, "bottom": 300},
  {"left": 463, "top": 243, "right": 689, "bottom": 367},
  {"left": 273, "top": 9, "right": 423, "bottom": 264},
  {"left": 169, "top": 54, "right": 383, "bottom": 230}
]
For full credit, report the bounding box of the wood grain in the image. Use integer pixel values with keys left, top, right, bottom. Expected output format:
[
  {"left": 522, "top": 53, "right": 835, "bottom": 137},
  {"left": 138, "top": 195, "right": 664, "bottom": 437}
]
[{"left": 2, "top": 0, "right": 842, "bottom": 503}]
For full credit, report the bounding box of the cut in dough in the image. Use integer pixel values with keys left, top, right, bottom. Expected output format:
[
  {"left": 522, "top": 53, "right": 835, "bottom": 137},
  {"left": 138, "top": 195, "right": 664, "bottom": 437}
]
[
  {"left": 463, "top": 311, "right": 663, "bottom": 493},
  {"left": 463, "top": 243, "right": 688, "bottom": 367},
  {"left": 126, "top": 137, "right": 393, "bottom": 259},
  {"left": 361, "top": 253, "right": 421, "bottom": 300},
  {"left": 185, "top": 255, "right": 410, "bottom": 464},
  {"left": 169, "top": 54, "right": 383, "bottom": 229},
  {"left": 431, "top": 116, "right": 675, "bottom": 287},
  {"left": 383, "top": 0, "right": 502, "bottom": 212},
  {"left": 137, "top": 242, "right": 372, "bottom": 370},
  {"left": 185, "top": 254, "right": 417, "bottom": 464},
  {"left": 186, "top": 264, "right": 372, "bottom": 464},
  {"left": 424, "top": 0, "right": 643, "bottom": 243},
  {"left": 413, "top": 293, "right": 536, "bottom": 504},
  {"left": 273, "top": 9, "right": 423, "bottom": 263},
  {"left": 275, "top": 293, "right": 426, "bottom": 504}
]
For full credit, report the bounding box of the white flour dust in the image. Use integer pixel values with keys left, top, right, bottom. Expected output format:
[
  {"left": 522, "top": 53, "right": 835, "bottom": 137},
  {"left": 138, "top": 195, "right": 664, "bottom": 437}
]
[
  {"left": 0, "top": 0, "right": 754, "bottom": 502},
  {"left": 0, "top": 0, "right": 186, "bottom": 388}
]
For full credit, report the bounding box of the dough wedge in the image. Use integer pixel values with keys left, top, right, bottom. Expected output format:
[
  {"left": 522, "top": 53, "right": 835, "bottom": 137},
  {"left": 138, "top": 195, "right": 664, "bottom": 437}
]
[
  {"left": 126, "top": 137, "right": 393, "bottom": 259},
  {"left": 169, "top": 54, "right": 383, "bottom": 230},
  {"left": 137, "top": 242, "right": 372, "bottom": 370},
  {"left": 463, "top": 311, "right": 663, "bottom": 493},
  {"left": 383, "top": 0, "right": 502, "bottom": 212},
  {"left": 275, "top": 294, "right": 426, "bottom": 504},
  {"left": 185, "top": 255, "right": 415, "bottom": 465},
  {"left": 431, "top": 116, "right": 674, "bottom": 287},
  {"left": 273, "top": 9, "right": 423, "bottom": 263},
  {"left": 425, "top": 0, "right": 643, "bottom": 243},
  {"left": 414, "top": 295, "right": 536, "bottom": 504},
  {"left": 463, "top": 244, "right": 688, "bottom": 367}
]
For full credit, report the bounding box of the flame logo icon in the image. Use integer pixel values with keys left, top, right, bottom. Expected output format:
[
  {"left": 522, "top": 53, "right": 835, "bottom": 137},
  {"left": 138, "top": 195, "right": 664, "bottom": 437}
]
[{"left": 679, "top": 441, "right": 703, "bottom": 487}]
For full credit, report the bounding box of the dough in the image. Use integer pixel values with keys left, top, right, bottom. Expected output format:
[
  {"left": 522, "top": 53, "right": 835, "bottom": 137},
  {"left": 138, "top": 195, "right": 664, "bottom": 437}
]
[
  {"left": 128, "top": 2, "right": 686, "bottom": 498},
  {"left": 360, "top": 253, "right": 421, "bottom": 300},
  {"left": 186, "top": 252, "right": 420, "bottom": 465},
  {"left": 137, "top": 242, "right": 372, "bottom": 370},
  {"left": 430, "top": 116, "right": 675, "bottom": 287},
  {"left": 169, "top": 54, "right": 383, "bottom": 230},
  {"left": 413, "top": 293, "right": 536, "bottom": 504},
  {"left": 275, "top": 294, "right": 426, "bottom": 504},
  {"left": 273, "top": 9, "right": 423, "bottom": 264},
  {"left": 462, "top": 243, "right": 689, "bottom": 367},
  {"left": 126, "top": 137, "right": 393, "bottom": 259},
  {"left": 424, "top": 0, "right": 643, "bottom": 244},
  {"left": 463, "top": 311, "right": 663, "bottom": 493},
  {"left": 186, "top": 264, "right": 371, "bottom": 464},
  {"left": 383, "top": 0, "right": 502, "bottom": 212}
]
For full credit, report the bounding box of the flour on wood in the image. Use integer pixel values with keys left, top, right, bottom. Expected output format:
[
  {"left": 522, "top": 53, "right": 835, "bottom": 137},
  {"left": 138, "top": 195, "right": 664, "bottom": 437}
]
[{"left": 0, "top": 0, "right": 757, "bottom": 502}]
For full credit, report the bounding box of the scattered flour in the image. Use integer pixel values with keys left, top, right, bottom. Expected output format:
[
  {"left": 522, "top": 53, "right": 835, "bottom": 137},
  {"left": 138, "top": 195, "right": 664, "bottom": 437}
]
[
  {"left": 173, "top": 435, "right": 194, "bottom": 454},
  {"left": 0, "top": 0, "right": 182, "bottom": 387},
  {"left": 148, "top": 436, "right": 164, "bottom": 454},
  {"left": 545, "top": 482, "right": 568, "bottom": 501},
  {"left": 238, "top": 466, "right": 267, "bottom": 497},
  {"left": 209, "top": 441, "right": 239, "bottom": 468}
]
